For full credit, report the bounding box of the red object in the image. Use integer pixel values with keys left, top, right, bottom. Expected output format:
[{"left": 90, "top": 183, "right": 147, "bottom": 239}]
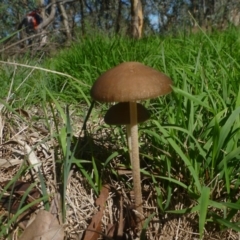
[
  {"left": 18, "top": 9, "right": 43, "bottom": 34},
  {"left": 27, "top": 10, "right": 42, "bottom": 29}
]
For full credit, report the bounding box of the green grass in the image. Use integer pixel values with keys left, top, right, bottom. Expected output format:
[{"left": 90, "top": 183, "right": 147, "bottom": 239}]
[{"left": 1, "top": 27, "right": 240, "bottom": 238}]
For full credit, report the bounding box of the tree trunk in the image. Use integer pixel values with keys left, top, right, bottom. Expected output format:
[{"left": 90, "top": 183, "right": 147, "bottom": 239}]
[
  {"left": 130, "top": 0, "right": 143, "bottom": 39},
  {"left": 80, "top": 0, "right": 85, "bottom": 36},
  {"left": 115, "top": 0, "right": 122, "bottom": 34},
  {"left": 58, "top": 2, "right": 72, "bottom": 44}
]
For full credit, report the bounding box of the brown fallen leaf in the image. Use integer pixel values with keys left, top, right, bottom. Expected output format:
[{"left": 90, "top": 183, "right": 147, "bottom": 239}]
[
  {"left": 19, "top": 210, "right": 64, "bottom": 240},
  {"left": 82, "top": 210, "right": 103, "bottom": 240},
  {"left": 0, "top": 158, "right": 22, "bottom": 168},
  {"left": 82, "top": 184, "right": 109, "bottom": 240},
  {"left": 117, "top": 193, "right": 124, "bottom": 238},
  {"left": 15, "top": 108, "right": 30, "bottom": 119},
  {"left": 95, "top": 184, "right": 109, "bottom": 211},
  {"left": 106, "top": 223, "right": 116, "bottom": 238},
  {"left": 0, "top": 180, "right": 41, "bottom": 213}
]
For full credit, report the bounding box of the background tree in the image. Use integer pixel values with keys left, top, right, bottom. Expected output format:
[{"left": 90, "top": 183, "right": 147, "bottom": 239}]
[{"left": 130, "top": 0, "right": 143, "bottom": 38}]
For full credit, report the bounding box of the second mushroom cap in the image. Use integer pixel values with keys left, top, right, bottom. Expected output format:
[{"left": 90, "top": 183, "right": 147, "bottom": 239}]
[{"left": 104, "top": 102, "right": 150, "bottom": 125}]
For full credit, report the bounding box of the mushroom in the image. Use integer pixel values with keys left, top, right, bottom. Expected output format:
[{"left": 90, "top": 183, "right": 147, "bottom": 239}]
[
  {"left": 104, "top": 102, "right": 150, "bottom": 162},
  {"left": 90, "top": 61, "right": 173, "bottom": 227}
]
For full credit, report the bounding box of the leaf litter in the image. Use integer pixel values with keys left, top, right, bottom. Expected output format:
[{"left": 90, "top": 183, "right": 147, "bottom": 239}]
[{"left": 0, "top": 103, "right": 240, "bottom": 240}]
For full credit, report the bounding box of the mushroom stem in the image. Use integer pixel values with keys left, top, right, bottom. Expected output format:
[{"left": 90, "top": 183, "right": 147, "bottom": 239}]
[
  {"left": 126, "top": 125, "right": 132, "bottom": 163},
  {"left": 129, "top": 101, "right": 143, "bottom": 226}
]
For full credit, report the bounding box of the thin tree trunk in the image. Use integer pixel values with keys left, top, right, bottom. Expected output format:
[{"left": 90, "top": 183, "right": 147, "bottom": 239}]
[
  {"left": 58, "top": 2, "right": 72, "bottom": 43},
  {"left": 80, "top": 0, "right": 85, "bottom": 36},
  {"left": 130, "top": 0, "right": 143, "bottom": 39},
  {"left": 115, "top": 0, "right": 122, "bottom": 34}
]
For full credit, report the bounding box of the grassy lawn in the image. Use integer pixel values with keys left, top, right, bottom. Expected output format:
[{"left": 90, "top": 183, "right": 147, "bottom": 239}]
[{"left": 1, "top": 28, "right": 240, "bottom": 239}]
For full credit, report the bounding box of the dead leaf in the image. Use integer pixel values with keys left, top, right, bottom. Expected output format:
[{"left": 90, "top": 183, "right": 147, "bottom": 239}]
[
  {"left": 117, "top": 194, "right": 124, "bottom": 238},
  {"left": 83, "top": 185, "right": 109, "bottom": 240},
  {"left": 106, "top": 224, "right": 116, "bottom": 238},
  {"left": 82, "top": 210, "right": 103, "bottom": 240},
  {"left": 95, "top": 184, "right": 109, "bottom": 211},
  {"left": 2, "top": 135, "right": 41, "bottom": 171},
  {"left": 19, "top": 210, "right": 64, "bottom": 240},
  {"left": 0, "top": 180, "right": 41, "bottom": 213},
  {"left": 0, "top": 158, "right": 22, "bottom": 168},
  {"left": 15, "top": 108, "right": 30, "bottom": 119},
  {"left": 50, "top": 193, "right": 62, "bottom": 224}
]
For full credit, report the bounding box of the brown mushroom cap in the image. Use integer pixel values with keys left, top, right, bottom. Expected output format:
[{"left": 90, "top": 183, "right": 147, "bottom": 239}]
[
  {"left": 91, "top": 61, "right": 172, "bottom": 102},
  {"left": 104, "top": 102, "right": 150, "bottom": 125}
]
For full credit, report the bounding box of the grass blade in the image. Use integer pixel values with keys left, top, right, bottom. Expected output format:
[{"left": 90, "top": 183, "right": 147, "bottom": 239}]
[{"left": 198, "top": 186, "right": 210, "bottom": 239}]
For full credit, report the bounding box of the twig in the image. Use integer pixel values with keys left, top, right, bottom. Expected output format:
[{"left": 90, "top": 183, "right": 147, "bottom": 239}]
[{"left": 0, "top": 60, "right": 89, "bottom": 87}]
